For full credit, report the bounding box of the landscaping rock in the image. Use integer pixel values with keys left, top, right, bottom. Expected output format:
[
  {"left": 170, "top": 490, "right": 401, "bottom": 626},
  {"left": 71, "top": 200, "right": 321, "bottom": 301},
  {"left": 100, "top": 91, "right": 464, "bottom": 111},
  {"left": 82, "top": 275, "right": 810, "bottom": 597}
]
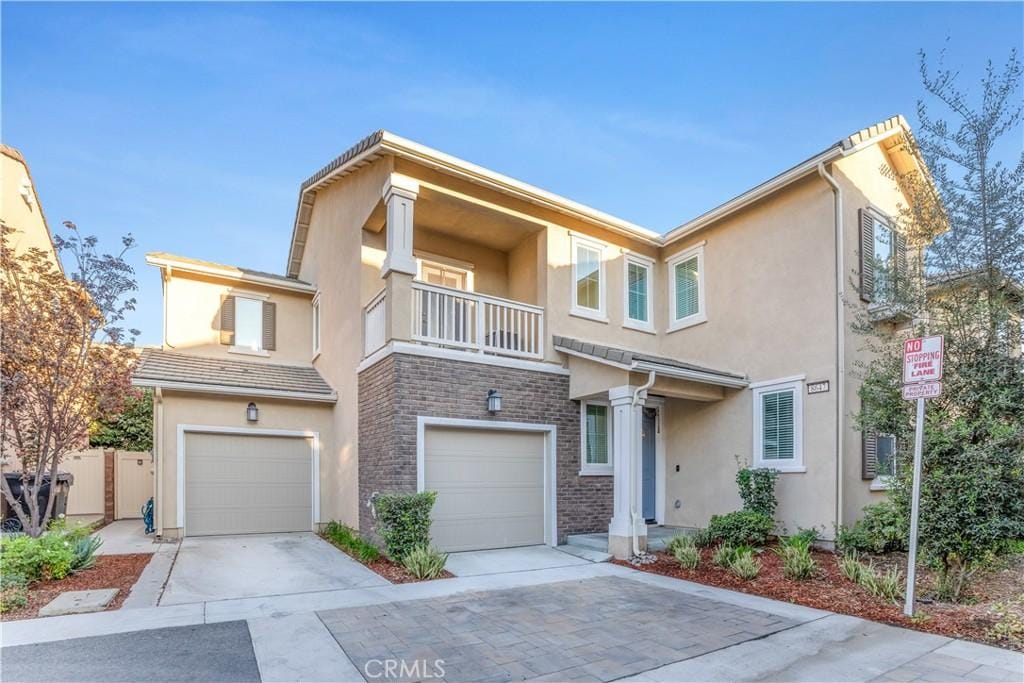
[{"left": 38, "top": 588, "right": 119, "bottom": 617}]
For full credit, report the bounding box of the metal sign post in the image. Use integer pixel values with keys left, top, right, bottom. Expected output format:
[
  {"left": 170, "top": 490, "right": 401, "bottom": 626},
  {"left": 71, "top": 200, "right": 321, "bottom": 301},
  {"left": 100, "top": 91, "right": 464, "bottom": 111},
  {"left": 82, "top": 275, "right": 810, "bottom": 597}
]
[{"left": 901, "top": 335, "right": 944, "bottom": 618}]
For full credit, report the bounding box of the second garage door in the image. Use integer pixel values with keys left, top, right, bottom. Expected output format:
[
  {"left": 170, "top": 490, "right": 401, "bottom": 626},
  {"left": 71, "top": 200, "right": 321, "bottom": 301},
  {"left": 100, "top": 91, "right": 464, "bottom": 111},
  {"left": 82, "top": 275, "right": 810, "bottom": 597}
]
[
  {"left": 424, "top": 427, "right": 546, "bottom": 552},
  {"left": 184, "top": 432, "right": 313, "bottom": 536}
]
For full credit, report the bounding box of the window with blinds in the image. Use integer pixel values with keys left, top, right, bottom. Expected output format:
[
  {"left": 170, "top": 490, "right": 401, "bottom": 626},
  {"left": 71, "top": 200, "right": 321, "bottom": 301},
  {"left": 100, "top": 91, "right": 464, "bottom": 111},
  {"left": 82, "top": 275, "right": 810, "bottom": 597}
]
[
  {"left": 752, "top": 378, "right": 804, "bottom": 471},
  {"left": 668, "top": 245, "right": 705, "bottom": 330},
  {"left": 583, "top": 402, "right": 610, "bottom": 468},
  {"left": 626, "top": 258, "right": 650, "bottom": 324},
  {"left": 761, "top": 389, "right": 795, "bottom": 460}
]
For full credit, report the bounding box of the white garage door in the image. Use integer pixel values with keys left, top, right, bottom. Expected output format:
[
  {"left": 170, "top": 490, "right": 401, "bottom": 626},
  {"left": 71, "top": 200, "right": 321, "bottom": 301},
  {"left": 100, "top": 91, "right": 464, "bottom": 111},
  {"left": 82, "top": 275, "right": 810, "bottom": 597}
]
[
  {"left": 424, "top": 427, "right": 546, "bottom": 552},
  {"left": 184, "top": 432, "right": 313, "bottom": 536}
]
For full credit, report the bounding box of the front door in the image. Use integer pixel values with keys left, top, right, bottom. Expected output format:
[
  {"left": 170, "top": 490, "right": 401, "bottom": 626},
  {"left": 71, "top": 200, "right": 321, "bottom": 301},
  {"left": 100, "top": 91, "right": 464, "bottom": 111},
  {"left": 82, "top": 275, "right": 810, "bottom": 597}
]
[{"left": 641, "top": 407, "right": 657, "bottom": 522}]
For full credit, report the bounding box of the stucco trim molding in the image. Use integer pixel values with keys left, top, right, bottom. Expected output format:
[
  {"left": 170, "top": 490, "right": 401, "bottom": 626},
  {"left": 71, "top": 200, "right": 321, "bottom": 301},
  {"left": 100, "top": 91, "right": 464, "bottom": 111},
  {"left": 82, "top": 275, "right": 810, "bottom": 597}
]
[
  {"left": 356, "top": 341, "right": 571, "bottom": 376},
  {"left": 175, "top": 424, "right": 321, "bottom": 533},
  {"left": 415, "top": 416, "right": 558, "bottom": 548}
]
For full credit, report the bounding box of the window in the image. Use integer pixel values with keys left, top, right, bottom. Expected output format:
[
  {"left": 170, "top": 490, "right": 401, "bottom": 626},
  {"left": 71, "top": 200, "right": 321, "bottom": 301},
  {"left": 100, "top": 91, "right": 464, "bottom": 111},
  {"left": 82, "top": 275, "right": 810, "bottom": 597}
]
[
  {"left": 872, "top": 217, "right": 896, "bottom": 302},
  {"left": 752, "top": 378, "right": 804, "bottom": 472},
  {"left": 571, "top": 235, "right": 606, "bottom": 320},
  {"left": 234, "top": 297, "right": 263, "bottom": 351},
  {"left": 312, "top": 293, "right": 321, "bottom": 356},
  {"left": 580, "top": 401, "right": 612, "bottom": 474},
  {"left": 876, "top": 434, "right": 897, "bottom": 479},
  {"left": 623, "top": 254, "right": 653, "bottom": 331},
  {"left": 667, "top": 244, "right": 706, "bottom": 331},
  {"left": 419, "top": 260, "right": 471, "bottom": 291}
]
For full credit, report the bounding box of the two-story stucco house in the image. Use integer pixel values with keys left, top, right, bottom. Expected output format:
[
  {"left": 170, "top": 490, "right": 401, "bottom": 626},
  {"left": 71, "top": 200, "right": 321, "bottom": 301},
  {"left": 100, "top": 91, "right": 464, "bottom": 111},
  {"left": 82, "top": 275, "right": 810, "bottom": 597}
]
[{"left": 133, "top": 115, "right": 932, "bottom": 558}]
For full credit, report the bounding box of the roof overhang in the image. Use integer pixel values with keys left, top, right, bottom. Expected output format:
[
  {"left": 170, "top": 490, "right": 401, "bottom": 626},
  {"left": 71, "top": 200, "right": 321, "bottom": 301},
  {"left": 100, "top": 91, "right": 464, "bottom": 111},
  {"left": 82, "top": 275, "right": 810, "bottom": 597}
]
[
  {"left": 132, "top": 377, "right": 337, "bottom": 403},
  {"left": 146, "top": 253, "right": 317, "bottom": 294},
  {"left": 553, "top": 341, "right": 749, "bottom": 389}
]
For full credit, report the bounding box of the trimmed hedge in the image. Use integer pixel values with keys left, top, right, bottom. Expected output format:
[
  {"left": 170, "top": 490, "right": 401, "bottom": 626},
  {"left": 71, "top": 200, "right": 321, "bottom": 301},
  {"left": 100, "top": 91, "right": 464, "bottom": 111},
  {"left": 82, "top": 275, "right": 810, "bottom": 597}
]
[
  {"left": 705, "top": 510, "right": 774, "bottom": 547},
  {"left": 374, "top": 491, "right": 437, "bottom": 561}
]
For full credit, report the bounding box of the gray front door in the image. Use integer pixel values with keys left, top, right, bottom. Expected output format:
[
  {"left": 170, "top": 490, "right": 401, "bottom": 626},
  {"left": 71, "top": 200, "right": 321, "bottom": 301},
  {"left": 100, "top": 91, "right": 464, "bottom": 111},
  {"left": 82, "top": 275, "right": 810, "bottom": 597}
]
[{"left": 641, "top": 408, "right": 657, "bottom": 522}]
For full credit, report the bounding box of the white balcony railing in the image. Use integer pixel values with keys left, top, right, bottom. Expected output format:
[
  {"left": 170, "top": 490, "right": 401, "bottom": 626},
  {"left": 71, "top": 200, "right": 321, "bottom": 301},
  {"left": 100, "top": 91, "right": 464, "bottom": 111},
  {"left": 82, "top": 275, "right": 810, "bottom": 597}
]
[
  {"left": 363, "top": 288, "right": 387, "bottom": 357},
  {"left": 411, "top": 282, "right": 544, "bottom": 359}
]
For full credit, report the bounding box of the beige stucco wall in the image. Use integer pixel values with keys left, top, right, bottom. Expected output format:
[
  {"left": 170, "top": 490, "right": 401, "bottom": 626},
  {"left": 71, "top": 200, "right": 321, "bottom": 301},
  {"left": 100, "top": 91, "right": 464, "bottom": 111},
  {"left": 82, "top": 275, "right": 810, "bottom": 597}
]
[
  {"left": 155, "top": 391, "right": 334, "bottom": 537},
  {"left": 163, "top": 271, "right": 314, "bottom": 364},
  {"left": 300, "top": 156, "right": 395, "bottom": 531},
  {"left": 2, "top": 149, "right": 60, "bottom": 270}
]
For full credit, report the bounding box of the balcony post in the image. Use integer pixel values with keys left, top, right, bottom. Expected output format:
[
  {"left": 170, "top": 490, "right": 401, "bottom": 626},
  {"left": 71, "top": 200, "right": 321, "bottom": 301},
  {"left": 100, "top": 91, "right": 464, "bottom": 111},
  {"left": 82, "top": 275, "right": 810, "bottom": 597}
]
[
  {"left": 607, "top": 384, "right": 648, "bottom": 560},
  {"left": 385, "top": 272, "right": 413, "bottom": 343},
  {"left": 381, "top": 173, "right": 419, "bottom": 278}
]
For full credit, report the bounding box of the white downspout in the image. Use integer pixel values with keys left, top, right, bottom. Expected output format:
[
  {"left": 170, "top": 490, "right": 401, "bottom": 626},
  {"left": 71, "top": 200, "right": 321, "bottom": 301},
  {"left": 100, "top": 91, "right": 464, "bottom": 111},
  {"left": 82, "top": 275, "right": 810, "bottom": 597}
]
[
  {"left": 161, "top": 266, "right": 175, "bottom": 349},
  {"left": 154, "top": 387, "right": 164, "bottom": 537},
  {"left": 630, "top": 370, "right": 656, "bottom": 557},
  {"left": 818, "top": 162, "right": 845, "bottom": 536}
]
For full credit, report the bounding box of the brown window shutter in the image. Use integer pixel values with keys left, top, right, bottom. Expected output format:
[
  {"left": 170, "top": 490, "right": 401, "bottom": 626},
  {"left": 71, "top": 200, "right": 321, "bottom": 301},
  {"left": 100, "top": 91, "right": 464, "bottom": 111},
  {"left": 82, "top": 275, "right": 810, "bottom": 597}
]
[
  {"left": 262, "top": 301, "right": 276, "bottom": 351},
  {"left": 862, "top": 431, "right": 878, "bottom": 479},
  {"left": 219, "top": 296, "right": 235, "bottom": 345},
  {"left": 859, "top": 209, "right": 875, "bottom": 303},
  {"left": 896, "top": 233, "right": 909, "bottom": 296}
]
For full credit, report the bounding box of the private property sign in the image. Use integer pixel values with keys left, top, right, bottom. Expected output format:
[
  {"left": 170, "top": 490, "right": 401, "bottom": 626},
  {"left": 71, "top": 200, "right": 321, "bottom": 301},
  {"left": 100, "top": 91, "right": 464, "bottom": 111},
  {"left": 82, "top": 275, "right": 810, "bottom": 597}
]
[
  {"left": 902, "top": 382, "right": 942, "bottom": 400},
  {"left": 903, "top": 335, "right": 944, "bottom": 384}
]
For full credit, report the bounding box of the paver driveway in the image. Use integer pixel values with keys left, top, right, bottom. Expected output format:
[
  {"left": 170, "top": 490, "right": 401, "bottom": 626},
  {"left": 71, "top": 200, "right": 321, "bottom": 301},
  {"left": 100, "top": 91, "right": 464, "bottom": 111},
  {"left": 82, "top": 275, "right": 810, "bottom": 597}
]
[{"left": 319, "top": 576, "right": 798, "bottom": 682}]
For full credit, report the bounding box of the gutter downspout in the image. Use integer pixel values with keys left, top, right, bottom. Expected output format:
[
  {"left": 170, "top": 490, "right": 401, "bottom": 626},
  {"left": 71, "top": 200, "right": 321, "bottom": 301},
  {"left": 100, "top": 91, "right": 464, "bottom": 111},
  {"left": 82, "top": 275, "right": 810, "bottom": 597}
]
[
  {"left": 154, "top": 387, "right": 164, "bottom": 537},
  {"left": 161, "top": 266, "right": 175, "bottom": 349},
  {"left": 818, "top": 162, "right": 845, "bottom": 537},
  {"left": 630, "top": 370, "right": 657, "bottom": 557}
]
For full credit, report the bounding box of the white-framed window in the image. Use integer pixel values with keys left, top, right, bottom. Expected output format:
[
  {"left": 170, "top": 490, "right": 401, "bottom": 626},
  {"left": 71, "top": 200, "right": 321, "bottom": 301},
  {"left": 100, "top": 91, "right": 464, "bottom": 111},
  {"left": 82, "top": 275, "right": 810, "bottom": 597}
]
[
  {"left": 667, "top": 244, "right": 706, "bottom": 331},
  {"left": 623, "top": 253, "right": 654, "bottom": 332},
  {"left": 580, "top": 400, "right": 613, "bottom": 475},
  {"left": 752, "top": 377, "right": 804, "bottom": 472},
  {"left": 571, "top": 235, "right": 607, "bottom": 321},
  {"left": 416, "top": 253, "right": 474, "bottom": 291},
  {"left": 312, "top": 293, "right": 321, "bottom": 357},
  {"left": 876, "top": 433, "right": 897, "bottom": 478},
  {"left": 234, "top": 296, "right": 263, "bottom": 352},
  {"left": 872, "top": 216, "right": 896, "bottom": 303}
]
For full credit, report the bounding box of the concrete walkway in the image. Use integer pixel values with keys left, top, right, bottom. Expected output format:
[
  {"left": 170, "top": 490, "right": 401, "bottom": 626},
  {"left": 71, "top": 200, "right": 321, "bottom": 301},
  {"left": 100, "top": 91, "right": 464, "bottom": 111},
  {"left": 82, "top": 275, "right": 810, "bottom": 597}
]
[
  {"left": 445, "top": 544, "right": 592, "bottom": 576},
  {"left": 93, "top": 520, "right": 175, "bottom": 555},
  {"left": 3, "top": 561, "right": 1020, "bottom": 682}
]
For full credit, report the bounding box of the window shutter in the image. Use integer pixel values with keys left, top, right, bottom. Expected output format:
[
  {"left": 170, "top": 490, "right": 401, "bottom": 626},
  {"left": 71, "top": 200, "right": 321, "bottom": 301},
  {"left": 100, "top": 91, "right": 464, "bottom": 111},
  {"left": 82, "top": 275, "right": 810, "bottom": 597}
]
[
  {"left": 674, "top": 257, "right": 700, "bottom": 319},
  {"left": 219, "top": 296, "right": 235, "bottom": 345},
  {"left": 859, "top": 209, "right": 874, "bottom": 303},
  {"left": 896, "top": 233, "right": 908, "bottom": 296},
  {"left": 862, "top": 431, "right": 878, "bottom": 479},
  {"left": 262, "top": 301, "right": 276, "bottom": 351}
]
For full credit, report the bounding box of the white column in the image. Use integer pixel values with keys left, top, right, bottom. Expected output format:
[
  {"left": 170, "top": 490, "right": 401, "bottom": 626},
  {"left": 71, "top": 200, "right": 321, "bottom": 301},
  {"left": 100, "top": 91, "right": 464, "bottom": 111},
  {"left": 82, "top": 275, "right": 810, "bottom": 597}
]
[
  {"left": 608, "top": 384, "right": 648, "bottom": 559},
  {"left": 380, "top": 173, "right": 419, "bottom": 278}
]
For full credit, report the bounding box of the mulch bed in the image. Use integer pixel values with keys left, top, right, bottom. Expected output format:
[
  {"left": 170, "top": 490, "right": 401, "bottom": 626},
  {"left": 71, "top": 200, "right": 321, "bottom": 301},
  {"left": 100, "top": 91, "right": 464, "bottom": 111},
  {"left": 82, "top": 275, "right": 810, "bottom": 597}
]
[
  {"left": 2, "top": 553, "right": 153, "bottom": 621},
  {"left": 614, "top": 546, "right": 1021, "bottom": 651},
  {"left": 318, "top": 535, "right": 454, "bottom": 584}
]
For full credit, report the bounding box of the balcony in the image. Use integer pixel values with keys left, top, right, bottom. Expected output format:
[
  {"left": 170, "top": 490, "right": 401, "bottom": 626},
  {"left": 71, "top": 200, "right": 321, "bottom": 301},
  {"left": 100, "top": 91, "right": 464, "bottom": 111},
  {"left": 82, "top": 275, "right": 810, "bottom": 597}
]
[{"left": 363, "top": 282, "right": 545, "bottom": 360}]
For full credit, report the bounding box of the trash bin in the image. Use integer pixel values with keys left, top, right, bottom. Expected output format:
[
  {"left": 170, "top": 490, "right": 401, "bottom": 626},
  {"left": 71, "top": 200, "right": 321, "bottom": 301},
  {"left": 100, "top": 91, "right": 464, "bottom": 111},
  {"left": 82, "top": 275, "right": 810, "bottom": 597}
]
[{"left": 2, "top": 472, "right": 74, "bottom": 532}]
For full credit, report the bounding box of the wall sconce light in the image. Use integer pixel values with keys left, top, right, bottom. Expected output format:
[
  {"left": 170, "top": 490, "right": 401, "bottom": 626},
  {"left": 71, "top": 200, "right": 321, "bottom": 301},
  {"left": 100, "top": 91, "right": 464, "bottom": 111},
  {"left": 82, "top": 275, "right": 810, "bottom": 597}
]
[
  {"left": 487, "top": 389, "right": 502, "bottom": 413},
  {"left": 246, "top": 402, "right": 259, "bottom": 422}
]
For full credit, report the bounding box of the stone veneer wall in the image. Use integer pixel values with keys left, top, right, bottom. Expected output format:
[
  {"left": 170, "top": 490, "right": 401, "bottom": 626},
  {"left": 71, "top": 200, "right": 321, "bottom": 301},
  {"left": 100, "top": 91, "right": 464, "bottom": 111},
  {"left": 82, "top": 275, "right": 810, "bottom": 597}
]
[{"left": 357, "top": 352, "right": 613, "bottom": 543}]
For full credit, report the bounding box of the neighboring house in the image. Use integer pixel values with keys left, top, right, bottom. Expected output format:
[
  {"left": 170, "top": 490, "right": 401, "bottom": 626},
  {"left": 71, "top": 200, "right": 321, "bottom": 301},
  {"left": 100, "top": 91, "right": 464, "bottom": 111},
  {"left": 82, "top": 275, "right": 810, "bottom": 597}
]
[
  {"left": 134, "top": 116, "right": 935, "bottom": 557},
  {"left": 1, "top": 144, "right": 62, "bottom": 272}
]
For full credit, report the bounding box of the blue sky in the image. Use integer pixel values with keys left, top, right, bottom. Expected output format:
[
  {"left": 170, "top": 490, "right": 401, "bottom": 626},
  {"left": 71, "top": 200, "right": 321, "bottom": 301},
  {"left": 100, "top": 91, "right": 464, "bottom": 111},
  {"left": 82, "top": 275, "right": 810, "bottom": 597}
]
[{"left": 4, "top": 2, "right": 1021, "bottom": 346}]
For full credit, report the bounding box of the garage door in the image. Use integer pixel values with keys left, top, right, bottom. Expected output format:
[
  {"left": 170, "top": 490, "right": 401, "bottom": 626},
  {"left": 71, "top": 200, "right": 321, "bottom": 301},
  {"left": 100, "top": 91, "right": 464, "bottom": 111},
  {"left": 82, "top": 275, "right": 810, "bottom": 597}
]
[
  {"left": 184, "top": 432, "right": 313, "bottom": 536},
  {"left": 424, "top": 427, "right": 545, "bottom": 552}
]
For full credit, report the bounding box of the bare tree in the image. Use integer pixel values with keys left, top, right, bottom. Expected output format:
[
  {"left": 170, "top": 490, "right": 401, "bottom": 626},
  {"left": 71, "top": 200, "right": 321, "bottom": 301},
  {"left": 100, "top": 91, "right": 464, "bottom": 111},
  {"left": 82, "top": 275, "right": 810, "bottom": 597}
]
[{"left": 1, "top": 222, "right": 138, "bottom": 536}]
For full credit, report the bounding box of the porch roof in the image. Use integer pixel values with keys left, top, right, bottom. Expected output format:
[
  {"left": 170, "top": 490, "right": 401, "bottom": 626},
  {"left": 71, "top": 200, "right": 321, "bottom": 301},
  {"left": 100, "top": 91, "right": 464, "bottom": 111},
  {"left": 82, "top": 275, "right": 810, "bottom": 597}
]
[
  {"left": 552, "top": 335, "right": 749, "bottom": 389},
  {"left": 132, "top": 349, "right": 336, "bottom": 402}
]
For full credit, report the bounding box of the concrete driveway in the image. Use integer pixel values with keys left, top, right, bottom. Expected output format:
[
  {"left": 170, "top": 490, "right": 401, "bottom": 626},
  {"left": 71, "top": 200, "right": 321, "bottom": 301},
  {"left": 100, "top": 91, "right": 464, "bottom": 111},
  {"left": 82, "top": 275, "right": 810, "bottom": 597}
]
[{"left": 159, "top": 533, "right": 388, "bottom": 605}]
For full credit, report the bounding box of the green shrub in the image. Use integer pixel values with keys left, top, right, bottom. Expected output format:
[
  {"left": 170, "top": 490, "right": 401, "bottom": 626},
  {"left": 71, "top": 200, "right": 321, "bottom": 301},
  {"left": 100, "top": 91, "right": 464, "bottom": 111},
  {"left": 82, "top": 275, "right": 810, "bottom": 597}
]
[
  {"left": 0, "top": 531, "right": 75, "bottom": 581},
  {"left": 322, "top": 521, "right": 381, "bottom": 563},
  {"left": 775, "top": 543, "right": 817, "bottom": 580},
  {"left": 692, "top": 528, "right": 714, "bottom": 548},
  {"left": 838, "top": 552, "right": 867, "bottom": 583},
  {"left": 735, "top": 467, "right": 779, "bottom": 517},
  {"left": 0, "top": 573, "right": 28, "bottom": 613},
  {"left": 712, "top": 543, "right": 753, "bottom": 568},
  {"left": 728, "top": 550, "right": 761, "bottom": 580},
  {"left": 673, "top": 544, "right": 700, "bottom": 570},
  {"left": 836, "top": 501, "right": 907, "bottom": 555},
  {"left": 706, "top": 510, "right": 774, "bottom": 547},
  {"left": 860, "top": 565, "right": 904, "bottom": 604},
  {"left": 374, "top": 491, "right": 437, "bottom": 561},
  {"left": 786, "top": 527, "right": 819, "bottom": 549},
  {"left": 401, "top": 544, "right": 448, "bottom": 580}
]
